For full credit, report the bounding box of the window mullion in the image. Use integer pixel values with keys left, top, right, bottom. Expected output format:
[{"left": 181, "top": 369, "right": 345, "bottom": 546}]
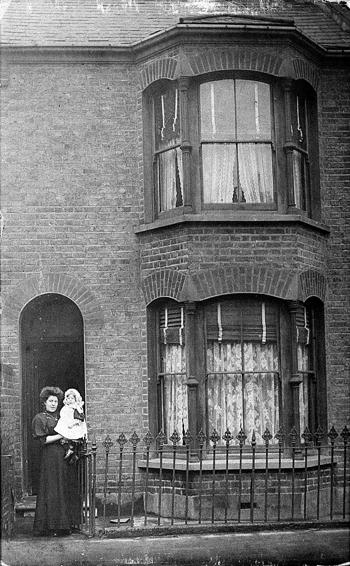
[
  {"left": 282, "top": 79, "right": 296, "bottom": 209},
  {"left": 178, "top": 77, "right": 192, "bottom": 212},
  {"left": 240, "top": 307, "right": 246, "bottom": 431}
]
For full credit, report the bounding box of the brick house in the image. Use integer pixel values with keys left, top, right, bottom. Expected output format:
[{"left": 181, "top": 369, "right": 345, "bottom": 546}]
[{"left": 1, "top": 0, "right": 349, "bottom": 529}]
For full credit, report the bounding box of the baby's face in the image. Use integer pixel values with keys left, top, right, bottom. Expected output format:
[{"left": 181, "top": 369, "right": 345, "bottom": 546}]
[{"left": 65, "top": 393, "right": 76, "bottom": 405}]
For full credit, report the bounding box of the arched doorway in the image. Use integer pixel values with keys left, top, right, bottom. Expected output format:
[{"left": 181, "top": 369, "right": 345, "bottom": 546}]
[{"left": 20, "top": 293, "right": 85, "bottom": 495}]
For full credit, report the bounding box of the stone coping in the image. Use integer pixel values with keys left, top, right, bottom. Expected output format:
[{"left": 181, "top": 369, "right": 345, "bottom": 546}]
[
  {"left": 135, "top": 213, "right": 330, "bottom": 234},
  {"left": 138, "top": 455, "right": 333, "bottom": 471}
]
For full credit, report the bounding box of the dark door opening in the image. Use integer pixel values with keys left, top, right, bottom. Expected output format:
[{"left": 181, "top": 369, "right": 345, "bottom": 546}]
[{"left": 21, "top": 293, "right": 85, "bottom": 495}]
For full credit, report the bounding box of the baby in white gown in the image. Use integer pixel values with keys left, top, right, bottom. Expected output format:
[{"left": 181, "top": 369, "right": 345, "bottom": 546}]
[{"left": 55, "top": 388, "right": 87, "bottom": 461}]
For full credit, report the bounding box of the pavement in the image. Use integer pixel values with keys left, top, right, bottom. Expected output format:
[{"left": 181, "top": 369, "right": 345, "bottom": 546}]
[{"left": 1, "top": 524, "right": 349, "bottom": 566}]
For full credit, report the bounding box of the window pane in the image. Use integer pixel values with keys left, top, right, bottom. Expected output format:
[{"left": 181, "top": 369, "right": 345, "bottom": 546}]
[
  {"left": 292, "top": 149, "right": 308, "bottom": 210},
  {"left": 243, "top": 342, "right": 279, "bottom": 443},
  {"left": 206, "top": 299, "right": 280, "bottom": 444},
  {"left": 154, "top": 88, "right": 180, "bottom": 151},
  {"left": 291, "top": 92, "right": 307, "bottom": 149},
  {"left": 236, "top": 80, "right": 271, "bottom": 140},
  {"left": 202, "top": 143, "right": 237, "bottom": 203},
  {"left": 157, "top": 147, "right": 183, "bottom": 212},
  {"left": 200, "top": 80, "right": 235, "bottom": 140},
  {"left": 238, "top": 143, "right": 274, "bottom": 203},
  {"left": 159, "top": 306, "right": 188, "bottom": 437}
]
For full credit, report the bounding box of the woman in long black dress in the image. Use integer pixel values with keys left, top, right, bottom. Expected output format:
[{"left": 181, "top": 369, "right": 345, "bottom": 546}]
[{"left": 32, "top": 386, "right": 81, "bottom": 536}]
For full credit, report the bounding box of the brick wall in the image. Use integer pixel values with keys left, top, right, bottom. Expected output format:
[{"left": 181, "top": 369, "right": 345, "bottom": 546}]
[
  {"left": 0, "top": 61, "right": 148, "bottom": 493},
  {"left": 139, "top": 224, "right": 327, "bottom": 277},
  {"left": 0, "top": 52, "right": 349, "bottom": 500},
  {"left": 1, "top": 364, "right": 16, "bottom": 536},
  {"left": 318, "top": 66, "right": 350, "bottom": 430}
]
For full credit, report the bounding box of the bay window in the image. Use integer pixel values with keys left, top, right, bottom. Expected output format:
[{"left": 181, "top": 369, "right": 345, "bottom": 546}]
[
  {"left": 150, "top": 296, "right": 325, "bottom": 446},
  {"left": 146, "top": 73, "right": 319, "bottom": 220}
]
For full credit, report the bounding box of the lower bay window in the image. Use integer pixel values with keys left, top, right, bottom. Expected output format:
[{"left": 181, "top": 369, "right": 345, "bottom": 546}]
[{"left": 149, "top": 295, "right": 326, "bottom": 447}]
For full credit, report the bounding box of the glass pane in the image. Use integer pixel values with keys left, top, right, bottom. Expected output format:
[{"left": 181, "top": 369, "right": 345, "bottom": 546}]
[
  {"left": 207, "top": 372, "right": 243, "bottom": 440},
  {"left": 161, "top": 343, "right": 188, "bottom": 437},
  {"left": 299, "top": 375, "right": 310, "bottom": 433},
  {"left": 238, "top": 143, "right": 274, "bottom": 203},
  {"left": 243, "top": 372, "right": 279, "bottom": 444},
  {"left": 206, "top": 337, "right": 279, "bottom": 443},
  {"left": 162, "top": 373, "right": 188, "bottom": 437},
  {"left": 157, "top": 147, "right": 183, "bottom": 212},
  {"left": 154, "top": 88, "right": 180, "bottom": 151},
  {"left": 202, "top": 143, "right": 237, "bottom": 203},
  {"left": 292, "top": 150, "right": 308, "bottom": 210},
  {"left": 200, "top": 80, "right": 235, "bottom": 140},
  {"left": 243, "top": 342, "right": 279, "bottom": 443},
  {"left": 291, "top": 92, "right": 307, "bottom": 148},
  {"left": 236, "top": 80, "right": 271, "bottom": 140}
]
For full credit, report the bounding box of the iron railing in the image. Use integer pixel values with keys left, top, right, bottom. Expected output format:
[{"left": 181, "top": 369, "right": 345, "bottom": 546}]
[{"left": 77, "top": 424, "right": 350, "bottom": 536}]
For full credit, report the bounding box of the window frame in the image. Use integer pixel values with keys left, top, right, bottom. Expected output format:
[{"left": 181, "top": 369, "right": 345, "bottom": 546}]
[
  {"left": 143, "top": 72, "right": 320, "bottom": 223},
  {"left": 147, "top": 295, "right": 327, "bottom": 447},
  {"left": 196, "top": 73, "right": 278, "bottom": 211}
]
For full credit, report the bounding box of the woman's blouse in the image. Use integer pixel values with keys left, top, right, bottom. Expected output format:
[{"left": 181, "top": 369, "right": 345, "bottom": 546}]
[{"left": 32, "top": 412, "right": 59, "bottom": 447}]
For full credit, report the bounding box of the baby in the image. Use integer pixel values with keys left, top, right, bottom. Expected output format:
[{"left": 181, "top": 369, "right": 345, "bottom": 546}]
[{"left": 54, "top": 388, "right": 87, "bottom": 462}]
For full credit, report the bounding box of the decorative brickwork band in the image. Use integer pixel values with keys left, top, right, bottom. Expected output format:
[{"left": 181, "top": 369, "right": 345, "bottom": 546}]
[
  {"left": 2, "top": 273, "right": 104, "bottom": 326},
  {"left": 141, "top": 48, "right": 284, "bottom": 90},
  {"left": 141, "top": 49, "right": 319, "bottom": 92},
  {"left": 142, "top": 267, "right": 326, "bottom": 305}
]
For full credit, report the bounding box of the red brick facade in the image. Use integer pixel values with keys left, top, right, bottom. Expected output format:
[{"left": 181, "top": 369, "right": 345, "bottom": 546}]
[{"left": 0, "top": 0, "right": 349, "bottom": 516}]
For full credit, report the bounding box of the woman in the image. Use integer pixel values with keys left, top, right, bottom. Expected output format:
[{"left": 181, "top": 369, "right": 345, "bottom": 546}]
[{"left": 32, "top": 386, "right": 81, "bottom": 536}]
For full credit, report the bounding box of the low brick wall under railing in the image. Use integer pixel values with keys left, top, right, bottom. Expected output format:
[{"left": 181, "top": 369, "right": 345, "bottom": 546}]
[{"left": 77, "top": 425, "right": 349, "bottom": 535}]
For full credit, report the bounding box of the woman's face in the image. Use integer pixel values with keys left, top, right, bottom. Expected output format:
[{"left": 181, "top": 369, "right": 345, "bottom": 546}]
[{"left": 44, "top": 395, "right": 58, "bottom": 413}]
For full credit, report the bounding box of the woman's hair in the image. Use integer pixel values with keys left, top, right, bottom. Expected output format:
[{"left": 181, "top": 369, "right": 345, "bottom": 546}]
[
  {"left": 63, "top": 388, "right": 84, "bottom": 407},
  {"left": 39, "top": 386, "right": 64, "bottom": 408}
]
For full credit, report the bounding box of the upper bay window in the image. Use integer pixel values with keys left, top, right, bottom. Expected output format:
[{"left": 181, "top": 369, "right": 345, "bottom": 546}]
[{"left": 146, "top": 73, "right": 320, "bottom": 220}]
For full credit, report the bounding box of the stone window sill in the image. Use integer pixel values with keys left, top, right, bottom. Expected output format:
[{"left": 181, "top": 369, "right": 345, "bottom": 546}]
[
  {"left": 138, "top": 455, "right": 332, "bottom": 471},
  {"left": 135, "top": 213, "right": 330, "bottom": 235}
]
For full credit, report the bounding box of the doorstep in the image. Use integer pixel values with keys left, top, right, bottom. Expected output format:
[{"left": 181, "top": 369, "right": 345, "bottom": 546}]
[{"left": 15, "top": 496, "right": 36, "bottom": 517}]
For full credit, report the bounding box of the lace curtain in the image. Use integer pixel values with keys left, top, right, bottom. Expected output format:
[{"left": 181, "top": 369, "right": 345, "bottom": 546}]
[
  {"left": 161, "top": 343, "right": 188, "bottom": 437},
  {"left": 207, "top": 340, "right": 279, "bottom": 444},
  {"left": 202, "top": 143, "right": 273, "bottom": 204},
  {"left": 298, "top": 343, "right": 310, "bottom": 433},
  {"left": 157, "top": 148, "right": 183, "bottom": 211},
  {"left": 200, "top": 79, "right": 273, "bottom": 205}
]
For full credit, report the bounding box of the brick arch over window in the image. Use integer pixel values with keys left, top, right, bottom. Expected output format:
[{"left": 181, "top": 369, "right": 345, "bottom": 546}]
[
  {"left": 187, "top": 48, "right": 283, "bottom": 77},
  {"left": 297, "top": 269, "right": 326, "bottom": 303},
  {"left": 182, "top": 266, "right": 298, "bottom": 302},
  {"left": 140, "top": 57, "right": 179, "bottom": 90},
  {"left": 141, "top": 267, "right": 326, "bottom": 304},
  {"left": 142, "top": 269, "right": 187, "bottom": 305},
  {"left": 3, "top": 273, "right": 104, "bottom": 326},
  {"left": 292, "top": 58, "right": 319, "bottom": 91},
  {"left": 141, "top": 49, "right": 319, "bottom": 92}
]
